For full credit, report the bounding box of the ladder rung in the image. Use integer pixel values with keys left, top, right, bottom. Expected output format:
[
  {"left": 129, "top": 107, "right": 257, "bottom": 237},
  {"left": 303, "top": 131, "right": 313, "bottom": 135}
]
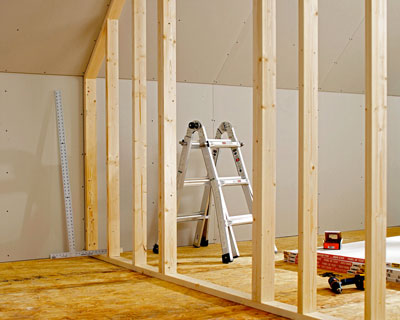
[
  {"left": 189, "top": 142, "right": 201, "bottom": 149},
  {"left": 189, "top": 140, "right": 242, "bottom": 149},
  {"left": 228, "top": 214, "right": 253, "bottom": 226},
  {"left": 184, "top": 177, "right": 210, "bottom": 186},
  {"left": 206, "top": 139, "right": 242, "bottom": 148},
  {"left": 177, "top": 213, "right": 208, "bottom": 222},
  {"left": 219, "top": 176, "right": 248, "bottom": 186}
]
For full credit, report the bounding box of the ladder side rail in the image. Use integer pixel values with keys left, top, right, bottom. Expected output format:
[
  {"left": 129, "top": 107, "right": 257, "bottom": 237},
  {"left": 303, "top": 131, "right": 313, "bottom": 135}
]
[
  {"left": 228, "top": 226, "right": 240, "bottom": 258},
  {"left": 193, "top": 184, "right": 212, "bottom": 247},
  {"left": 183, "top": 121, "right": 213, "bottom": 247},
  {"left": 177, "top": 127, "right": 196, "bottom": 208},
  {"left": 199, "top": 125, "right": 234, "bottom": 262},
  {"left": 193, "top": 123, "right": 213, "bottom": 246},
  {"left": 208, "top": 171, "right": 234, "bottom": 263}
]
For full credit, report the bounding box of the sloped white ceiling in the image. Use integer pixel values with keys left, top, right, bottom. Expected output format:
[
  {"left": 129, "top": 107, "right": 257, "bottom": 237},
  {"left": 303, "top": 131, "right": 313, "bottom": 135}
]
[
  {"left": 1, "top": 0, "right": 399, "bottom": 95},
  {"left": 0, "top": 0, "right": 110, "bottom": 76}
]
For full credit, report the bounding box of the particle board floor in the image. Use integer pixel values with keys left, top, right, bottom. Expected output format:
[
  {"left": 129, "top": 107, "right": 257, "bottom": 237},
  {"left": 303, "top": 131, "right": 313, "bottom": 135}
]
[{"left": 0, "top": 228, "right": 399, "bottom": 320}]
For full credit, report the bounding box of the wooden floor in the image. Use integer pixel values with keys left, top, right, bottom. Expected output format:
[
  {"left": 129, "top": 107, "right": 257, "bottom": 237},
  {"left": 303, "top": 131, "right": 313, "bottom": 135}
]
[{"left": 1, "top": 228, "right": 400, "bottom": 319}]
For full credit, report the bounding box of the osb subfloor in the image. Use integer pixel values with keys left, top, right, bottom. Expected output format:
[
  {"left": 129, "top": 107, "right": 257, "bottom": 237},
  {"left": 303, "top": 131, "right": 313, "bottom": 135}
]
[{"left": 0, "top": 228, "right": 399, "bottom": 320}]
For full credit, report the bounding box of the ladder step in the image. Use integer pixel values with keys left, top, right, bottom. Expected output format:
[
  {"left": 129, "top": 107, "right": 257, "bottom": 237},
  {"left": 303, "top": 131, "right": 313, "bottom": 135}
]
[
  {"left": 189, "top": 140, "right": 242, "bottom": 149},
  {"left": 177, "top": 213, "right": 208, "bottom": 222},
  {"left": 219, "top": 176, "right": 248, "bottom": 186},
  {"left": 207, "top": 139, "right": 242, "bottom": 148},
  {"left": 184, "top": 177, "right": 210, "bottom": 186},
  {"left": 228, "top": 214, "right": 253, "bottom": 226}
]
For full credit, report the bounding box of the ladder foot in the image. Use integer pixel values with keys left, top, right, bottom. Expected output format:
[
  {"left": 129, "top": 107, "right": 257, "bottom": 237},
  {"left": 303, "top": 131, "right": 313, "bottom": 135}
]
[
  {"left": 200, "top": 238, "right": 209, "bottom": 247},
  {"left": 233, "top": 255, "right": 239, "bottom": 259},
  {"left": 152, "top": 244, "right": 159, "bottom": 254},
  {"left": 222, "top": 253, "right": 233, "bottom": 264}
]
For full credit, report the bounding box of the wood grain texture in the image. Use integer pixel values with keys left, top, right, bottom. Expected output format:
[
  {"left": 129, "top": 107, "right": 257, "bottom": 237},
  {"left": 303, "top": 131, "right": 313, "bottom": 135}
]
[
  {"left": 132, "top": 0, "right": 147, "bottom": 266},
  {"left": 1, "top": 228, "right": 399, "bottom": 320},
  {"left": 298, "top": 0, "right": 319, "bottom": 314},
  {"left": 85, "top": 0, "right": 126, "bottom": 79},
  {"left": 100, "top": 228, "right": 400, "bottom": 319},
  {"left": 106, "top": 19, "right": 121, "bottom": 257},
  {"left": 97, "top": 256, "right": 337, "bottom": 320},
  {"left": 252, "top": 0, "right": 277, "bottom": 303},
  {"left": 157, "top": 0, "right": 177, "bottom": 275},
  {"left": 365, "top": 0, "right": 388, "bottom": 319},
  {"left": 0, "top": 259, "right": 287, "bottom": 320},
  {"left": 84, "top": 77, "right": 98, "bottom": 250}
]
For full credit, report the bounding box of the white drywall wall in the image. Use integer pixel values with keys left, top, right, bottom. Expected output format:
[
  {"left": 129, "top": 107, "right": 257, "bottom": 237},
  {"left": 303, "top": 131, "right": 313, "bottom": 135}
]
[
  {"left": 1, "top": 72, "right": 400, "bottom": 262},
  {"left": 0, "top": 73, "right": 84, "bottom": 262}
]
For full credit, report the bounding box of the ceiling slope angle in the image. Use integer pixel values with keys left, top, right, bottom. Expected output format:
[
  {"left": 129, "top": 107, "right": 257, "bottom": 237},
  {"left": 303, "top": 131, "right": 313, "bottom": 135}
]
[
  {"left": 0, "top": 0, "right": 110, "bottom": 77},
  {"left": 1, "top": 0, "right": 400, "bottom": 96}
]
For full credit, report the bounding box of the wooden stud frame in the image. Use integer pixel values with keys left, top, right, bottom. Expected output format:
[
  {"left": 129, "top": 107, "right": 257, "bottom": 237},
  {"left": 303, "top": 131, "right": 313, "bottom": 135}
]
[
  {"left": 83, "top": 0, "right": 126, "bottom": 251},
  {"left": 83, "top": 0, "right": 388, "bottom": 319},
  {"left": 252, "top": 0, "right": 276, "bottom": 303},
  {"left": 365, "top": 0, "right": 387, "bottom": 319},
  {"left": 132, "top": 0, "right": 148, "bottom": 267},
  {"left": 157, "top": 0, "right": 177, "bottom": 275},
  {"left": 298, "top": 0, "right": 318, "bottom": 314},
  {"left": 105, "top": 18, "right": 121, "bottom": 257},
  {"left": 84, "top": 77, "right": 98, "bottom": 250}
]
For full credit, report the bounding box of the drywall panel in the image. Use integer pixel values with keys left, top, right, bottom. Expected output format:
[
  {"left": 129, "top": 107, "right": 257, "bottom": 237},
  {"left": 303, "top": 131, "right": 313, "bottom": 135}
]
[
  {"left": 0, "top": 73, "right": 84, "bottom": 262},
  {"left": 0, "top": 0, "right": 108, "bottom": 76},
  {"left": 320, "top": 18, "right": 365, "bottom": 95},
  {"left": 318, "top": 1, "right": 365, "bottom": 87},
  {"left": 275, "top": 89, "right": 299, "bottom": 236},
  {"left": 388, "top": 96, "right": 400, "bottom": 228},
  {"left": 318, "top": 92, "right": 365, "bottom": 232},
  {"left": 320, "top": 1, "right": 400, "bottom": 96},
  {"left": 3, "top": 0, "right": 400, "bottom": 96},
  {"left": 101, "top": 0, "right": 254, "bottom": 84}
]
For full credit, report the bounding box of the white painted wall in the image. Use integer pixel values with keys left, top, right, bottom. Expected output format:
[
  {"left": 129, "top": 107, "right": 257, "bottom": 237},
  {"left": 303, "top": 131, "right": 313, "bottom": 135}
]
[{"left": 1, "top": 73, "right": 400, "bottom": 262}]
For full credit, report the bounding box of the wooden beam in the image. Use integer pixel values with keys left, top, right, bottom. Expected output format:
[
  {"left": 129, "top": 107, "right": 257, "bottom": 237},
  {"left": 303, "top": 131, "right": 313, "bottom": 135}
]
[
  {"left": 158, "top": 0, "right": 177, "bottom": 275},
  {"left": 252, "top": 0, "right": 276, "bottom": 303},
  {"left": 365, "top": 0, "right": 387, "bottom": 319},
  {"left": 84, "top": 77, "right": 98, "bottom": 250},
  {"left": 95, "top": 255, "right": 339, "bottom": 320},
  {"left": 106, "top": 19, "right": 120, "bottom": 257},
  {"left": 298, "top": 0, "right": 318, "bottom": 314},
  {"left": 132, "top": 0, "right": 147, "bottom": 266},
  {"left": 85, "top": 0, "right": 126, "bottom": 79}
]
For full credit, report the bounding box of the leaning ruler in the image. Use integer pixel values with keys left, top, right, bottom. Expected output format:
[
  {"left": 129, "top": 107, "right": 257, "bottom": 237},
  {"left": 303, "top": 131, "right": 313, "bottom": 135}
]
[
  {"left": 55, "top": 90, "right": 75, "bottom": 252},
  {"left": 50, "top": 90, "right": 106, "bottom": 259}
]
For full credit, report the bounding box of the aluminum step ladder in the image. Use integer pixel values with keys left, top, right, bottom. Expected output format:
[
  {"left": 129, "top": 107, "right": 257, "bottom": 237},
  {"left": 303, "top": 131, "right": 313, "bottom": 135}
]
[{"left": 177, "top": 120, "right": 255, "bottom": 263}]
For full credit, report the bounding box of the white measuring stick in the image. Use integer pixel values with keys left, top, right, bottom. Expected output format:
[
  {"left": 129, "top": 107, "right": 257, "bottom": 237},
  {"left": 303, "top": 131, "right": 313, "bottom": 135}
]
[
  {"left": 50, "top": 249, "right": 107, "bottom": 259},
  {"left": 51, "top": 91, "right": 109, "bottom": 259},
  {"left": 54, "top": 90, "right": 76, "bottom": 252}
]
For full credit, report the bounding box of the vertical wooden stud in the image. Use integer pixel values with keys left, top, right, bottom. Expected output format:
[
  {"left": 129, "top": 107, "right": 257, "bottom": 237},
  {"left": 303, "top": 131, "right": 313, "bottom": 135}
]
[
  {"left": 252, "top": 0, "right": 276, "bottom": 303},
  {"left": 365, "top": 0, "right": 387, "bottom": 319},
  {"left": 84, "top": 77, "right": 99, "bottom": 250},
  {"left": 106, "top": 19, "right": 121, "bottom": 257},
  {"left": 158, "top": 0, "right": 177, "bottom": 275},
  {"left": 85, "top": 0, "right": 127, "bottom": 78},
  {"left": 132, "top": 0, "right": 148, "bottom": 266},
  {"left": 298, "top": 0, "right": 318, "bottom": 314}
]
